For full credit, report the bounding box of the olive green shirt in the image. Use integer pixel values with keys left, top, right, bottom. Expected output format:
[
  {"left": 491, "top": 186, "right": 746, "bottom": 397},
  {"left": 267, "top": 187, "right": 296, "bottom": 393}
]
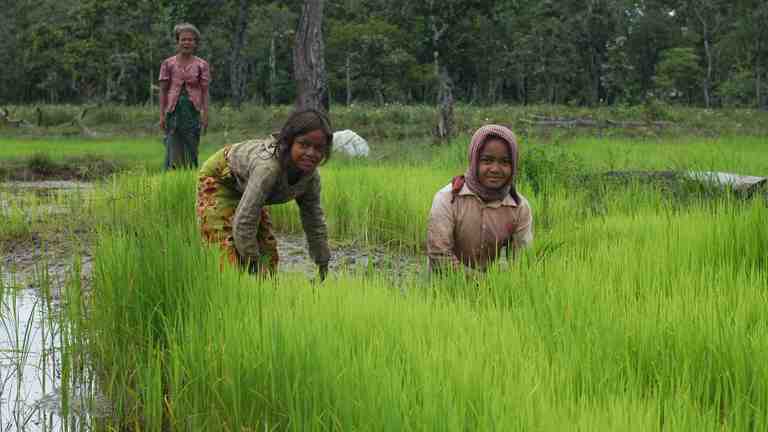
[{"left": 227, "top": 138, "right": 330, "bottom": 265}]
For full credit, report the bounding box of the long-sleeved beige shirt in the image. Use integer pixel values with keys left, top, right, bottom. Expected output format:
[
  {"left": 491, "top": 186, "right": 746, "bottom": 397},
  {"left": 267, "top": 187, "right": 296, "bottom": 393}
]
[
  {"left": 226, "top": 138, "right": 330, "bottom": 265},
  {"left": 427, "top": 183, "right": 533, "bottom": 272}
]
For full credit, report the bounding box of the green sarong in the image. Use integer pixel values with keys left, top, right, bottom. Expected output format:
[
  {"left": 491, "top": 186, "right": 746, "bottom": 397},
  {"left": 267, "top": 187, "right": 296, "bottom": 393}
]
[{"left": 164, "top": 87, "right": 201, "bottom": 169}]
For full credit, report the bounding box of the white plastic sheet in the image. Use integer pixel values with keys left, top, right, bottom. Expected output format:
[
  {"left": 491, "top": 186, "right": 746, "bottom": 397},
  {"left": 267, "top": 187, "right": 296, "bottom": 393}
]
[{"left": 332, "top": 130, "right": 370, "bottom": 158}]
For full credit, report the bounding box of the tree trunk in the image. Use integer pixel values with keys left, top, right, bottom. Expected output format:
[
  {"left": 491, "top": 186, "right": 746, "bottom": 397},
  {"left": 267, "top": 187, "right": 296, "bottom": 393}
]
[
  {"left": 345, "top": 53, "right": 352, "bottom": 106},
  {"left": 435, "top": 66, "right": 454, "bottom": 141},
  {"left": 430, "top": 10, "right": 452, "bottom": 142},
  {"left": 692, "top": 3, "right": 721, "bottom": 109},
  {"left": 293, "top": 0, "right": 329, "bottom": 112},
  {"left": 702, "top": 37, "right": 712, "bottom": 108},
  {"left": 148, "top": 38, "right": 154, "bottom": 106},
  {"left": 755, "top": 30, "right": 764, "bottom": 109},
  {"left": 757, "top": 64, "right": 763, "bottom": 109},
  {"left": 591, "top": 49, "right": 601, "bottom": 105},
  {"left": 230, "top": 0, "right": 250, "bottom": 109},
  {"left": 269, "top": 32, "right": 277, "bottom": 105}
]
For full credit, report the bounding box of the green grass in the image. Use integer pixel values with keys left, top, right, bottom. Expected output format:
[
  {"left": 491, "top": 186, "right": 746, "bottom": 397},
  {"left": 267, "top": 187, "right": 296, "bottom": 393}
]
[
  {"left": 0, "top": 137, "right": 222, "bottom": 171},
  {"left": 83, "top": 143, "right": 768, "bottom": 430},
  {"left": 562, "top": 135, "right": 768, "bottom": 174},
  {"left": 2, "top": 131, "right": 767, "bottom": 430},
  {"left": 0, "top": 187, "right": 94, "bottom": 241},
  {"left": 4, "top": 103, "right": 768, "bottom": 141},
  {"left": 2, "top": 123, "right": 766, "bottom": 182}
]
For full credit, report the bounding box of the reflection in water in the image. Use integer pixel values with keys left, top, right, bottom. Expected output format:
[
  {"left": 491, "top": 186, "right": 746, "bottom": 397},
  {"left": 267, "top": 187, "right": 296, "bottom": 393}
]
[{"left": 0, "top": 269, "right": 106, "bottom": 431}]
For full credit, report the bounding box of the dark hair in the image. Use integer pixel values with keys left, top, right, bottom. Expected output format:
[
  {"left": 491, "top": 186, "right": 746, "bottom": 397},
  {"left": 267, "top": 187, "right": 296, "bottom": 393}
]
[
  {"left": 274, "top": 109, "right": 333, "bottom": 167},
  {"left": 174, "top": 23, "right": 201, "bottom": 43}
]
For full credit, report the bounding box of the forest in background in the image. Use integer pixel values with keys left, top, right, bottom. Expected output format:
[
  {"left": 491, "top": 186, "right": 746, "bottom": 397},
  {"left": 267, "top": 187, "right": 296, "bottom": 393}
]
[{"left": 2, "top": 0, "right": 767, "bottom": 109}]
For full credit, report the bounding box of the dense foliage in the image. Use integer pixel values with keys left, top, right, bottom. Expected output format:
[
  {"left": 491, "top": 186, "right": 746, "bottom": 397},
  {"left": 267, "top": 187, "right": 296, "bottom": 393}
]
[{"left": 2, "top": 0, "right": 767, "bottom": 108}]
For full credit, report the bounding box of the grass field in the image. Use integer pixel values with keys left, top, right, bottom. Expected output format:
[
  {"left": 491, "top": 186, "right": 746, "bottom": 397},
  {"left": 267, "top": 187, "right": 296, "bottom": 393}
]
[
  {"left": 4, "top": 103, "right": 768, "bottom": 139},
  {"left": 71, "top": 133, "right": 767, "bottom": 431},
  {"left": 86, "top": 168, "right": 767, "bottom": 431},
  {"left": 2, "top": 133, "right": 766, "bottom": 180},
  {"left": 1, "top": 111, "right": 767, "bottom": 430}
]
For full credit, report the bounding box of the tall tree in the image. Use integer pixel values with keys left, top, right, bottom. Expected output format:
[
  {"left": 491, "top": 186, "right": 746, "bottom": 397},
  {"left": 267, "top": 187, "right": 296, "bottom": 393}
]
[
  {"left": 723, "top": 0, "right": 768, "bottom": 108},
  {"left": 622, "top": 0, "right": 680, "bottom": 101},
  {"left": 230, "top": 0, "right": 252, "bottom": 108},
  {"left": 293, "top": 0, "right": 329, "bottom": 111},
  {"left": 401, "top": 0, "right": 493, "bottom": 140},
  {"left": 685, "top": 0, "right": 729, "bottom": 107}
]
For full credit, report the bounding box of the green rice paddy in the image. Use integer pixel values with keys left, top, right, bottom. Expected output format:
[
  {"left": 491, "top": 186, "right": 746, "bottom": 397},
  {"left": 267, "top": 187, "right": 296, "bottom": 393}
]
[{"left": 1, "top": 130, "right": 767, "bottom": 430}]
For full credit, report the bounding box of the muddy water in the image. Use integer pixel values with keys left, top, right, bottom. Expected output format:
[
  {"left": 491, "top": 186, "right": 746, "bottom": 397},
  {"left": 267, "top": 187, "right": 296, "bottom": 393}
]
[
  {"left": 0, "top": 181, "right": 92, "bottom": 220},
  {"left": 277, "top": 233, "right": 423, "bottom": 280},
  {"left": 0, "top": 288, "right": 106, "bottom": 431},
  {"left": 1, "top": 180, "right": 103, "bottom": 431}
]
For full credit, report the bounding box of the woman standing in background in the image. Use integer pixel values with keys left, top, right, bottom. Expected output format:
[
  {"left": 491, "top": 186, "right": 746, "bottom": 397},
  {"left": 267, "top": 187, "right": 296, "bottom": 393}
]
[{"left": 158, "top": 23, "right": 210, "bottom": 169}]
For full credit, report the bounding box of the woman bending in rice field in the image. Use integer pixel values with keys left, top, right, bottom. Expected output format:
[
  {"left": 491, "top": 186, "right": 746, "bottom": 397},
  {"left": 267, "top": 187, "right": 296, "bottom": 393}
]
[
  {"left": 158, "top": 23, "right": 210, "bottom": 169},
  {"left": 427, "top": 125, "right": 533, "bottom": 273},
  {"left": 196, "top": 109, "right": 332, "bottom": 280}
]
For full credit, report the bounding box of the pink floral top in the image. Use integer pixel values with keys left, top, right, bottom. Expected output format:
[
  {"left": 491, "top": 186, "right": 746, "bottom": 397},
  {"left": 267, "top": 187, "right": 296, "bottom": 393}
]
[{"left": 158, "top": 55, "right": 210, "bottom": 114}]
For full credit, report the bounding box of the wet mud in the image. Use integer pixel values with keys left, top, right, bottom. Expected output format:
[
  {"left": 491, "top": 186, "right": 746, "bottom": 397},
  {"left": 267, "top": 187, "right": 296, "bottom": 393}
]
[
  {"left": 0, "top": 289, "right": 106, "bottom": 432},
  {"left": 1, "top": 180, "right": 99, "bottom": 430},
  {"left": 277, "top": 233, "right": 423, "bottom": 280},
  {"left": 0, "top": 156, "right": 122, "bottom": 182}
]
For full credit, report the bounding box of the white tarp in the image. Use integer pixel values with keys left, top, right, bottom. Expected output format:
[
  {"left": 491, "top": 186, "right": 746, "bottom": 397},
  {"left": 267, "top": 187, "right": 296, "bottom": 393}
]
[
  {"left": 686, "top": 171, "right": 767, "bottom": 196},
  {"left": 332, "top": 130, "right": 369, "bottom": 157}
]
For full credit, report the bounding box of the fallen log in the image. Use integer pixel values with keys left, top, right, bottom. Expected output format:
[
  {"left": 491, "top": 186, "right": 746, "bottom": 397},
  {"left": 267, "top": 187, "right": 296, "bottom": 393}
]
[
  {"left": 71, "top": 107, "right": 98, "bottom": 138},
  {"left": 0, "top": 107, "right": 33, "bottom": 128},
  {"left": 31, "top": 106, "right": 99, "bottom": 137},
  {"left": 599, "top": 170, "right": 767, "bottom": 200},
  {"left": 525, "top": 115, "right": 674, "bottom": 129}
]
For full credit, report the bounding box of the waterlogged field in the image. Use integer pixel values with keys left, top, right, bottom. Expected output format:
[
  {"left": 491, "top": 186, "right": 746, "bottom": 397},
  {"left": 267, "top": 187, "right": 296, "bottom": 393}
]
[
  {"left": 1, "top": 134, "right": 767, "bottom": 430},
  {"left": 0, "top": 257, "right": 99, "bottom": 431}
]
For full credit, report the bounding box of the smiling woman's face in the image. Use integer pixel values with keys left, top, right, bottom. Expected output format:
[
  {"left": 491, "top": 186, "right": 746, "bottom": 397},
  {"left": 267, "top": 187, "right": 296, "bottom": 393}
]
[
  {"left": 477, "top": 138, "right": 513, "bottom": 190},
  {"left": 290, "top": 129, "right": 328, "bottom": 173}
]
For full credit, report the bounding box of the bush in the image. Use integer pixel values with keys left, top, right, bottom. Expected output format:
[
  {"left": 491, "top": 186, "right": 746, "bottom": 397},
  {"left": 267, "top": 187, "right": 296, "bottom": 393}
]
[
  {"left": 27, "top": 152, "right": 56, "bottom": 175},
  {"left": 87, "top": 105, "right": 124, "bottom": 125},
  {"left": 520, "top": 144, "right": 585, "bottom": 194}
]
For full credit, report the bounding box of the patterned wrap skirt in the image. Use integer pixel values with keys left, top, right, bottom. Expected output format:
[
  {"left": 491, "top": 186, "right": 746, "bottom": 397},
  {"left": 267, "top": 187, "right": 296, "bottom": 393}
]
[
  {"left": 196, "top": 146, "right": 279, "bottom": 274},
  {"left": 164, "top": 88, "right": 201, "bottom": 169}
]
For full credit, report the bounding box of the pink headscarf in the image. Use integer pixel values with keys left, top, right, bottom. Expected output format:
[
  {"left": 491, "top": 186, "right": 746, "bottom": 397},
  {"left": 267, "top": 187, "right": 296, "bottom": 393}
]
[{"left": 464, "top": 125, "right": 519, "bottom": 202}]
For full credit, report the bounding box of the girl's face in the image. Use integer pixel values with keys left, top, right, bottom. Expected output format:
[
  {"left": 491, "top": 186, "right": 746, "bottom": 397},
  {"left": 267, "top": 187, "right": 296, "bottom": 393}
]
[
  {"left": 290, "top": 129, "right": 328, "bottom": 173},
  {"left": 177, "top": 31, "right": 198, "bottom": 55},
  {"left": 477, "top": 138, "right": 513, "bottom": 190}
]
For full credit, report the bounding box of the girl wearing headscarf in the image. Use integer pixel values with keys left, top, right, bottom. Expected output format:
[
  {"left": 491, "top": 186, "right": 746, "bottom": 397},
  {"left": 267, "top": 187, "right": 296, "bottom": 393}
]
[
  {"left": 196, "top": 109, "right": 332, "bottom": 279},
  {"left": 427, "top": 125, "right": 533, "bottom": 272}
]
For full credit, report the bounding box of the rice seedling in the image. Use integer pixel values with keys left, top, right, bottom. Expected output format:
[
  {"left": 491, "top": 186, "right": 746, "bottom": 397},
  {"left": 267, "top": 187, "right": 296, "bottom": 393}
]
[
  {"left": 0, "top": 257, "right": 101, "bottom": 432},
  {"left": 83, "top": 153, "right": 767, "bottom": 430},
  {"left": 2, "top": 131, "right": 766, "bottom": 430},
  {"left": 0, "top": 184, "right": 95, "bottom": 242}
]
